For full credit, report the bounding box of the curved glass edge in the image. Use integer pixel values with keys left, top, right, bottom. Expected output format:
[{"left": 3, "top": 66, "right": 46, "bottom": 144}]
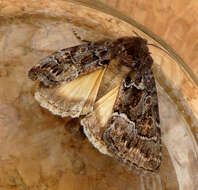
[{"left": 65, "top": 0, "right": 198, "bottom": 87}]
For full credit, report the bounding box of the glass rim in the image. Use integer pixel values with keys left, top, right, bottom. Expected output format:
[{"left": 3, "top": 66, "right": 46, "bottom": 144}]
[{"left": 65, "top": 0, "right": 198, "bottom": 87}]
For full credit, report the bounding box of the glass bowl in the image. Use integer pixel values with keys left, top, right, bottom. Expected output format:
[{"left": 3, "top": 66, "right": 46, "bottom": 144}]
[{"left": 0, "top": 0, "right": 197, "bottom": 189}]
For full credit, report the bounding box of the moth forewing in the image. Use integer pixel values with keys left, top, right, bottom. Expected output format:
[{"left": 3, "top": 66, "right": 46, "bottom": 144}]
[
  {"left": 35, "top": 68, "right": 105, "bottom": 118},
  {"left": 81, "top": 86, "right": 119, "bottom": 155}
]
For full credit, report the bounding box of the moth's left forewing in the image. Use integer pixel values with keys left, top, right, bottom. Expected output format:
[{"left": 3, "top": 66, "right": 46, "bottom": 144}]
[{"left": 29, "top": 40, "right": 114, "bottom": 118}]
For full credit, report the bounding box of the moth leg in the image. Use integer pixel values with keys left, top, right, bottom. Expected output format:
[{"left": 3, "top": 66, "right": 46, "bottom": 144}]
[
  {"left": 72, "top": 26, "right": 91, "bottom": 43},
  {"left": 72, "top": 26, "right": 112, "bottom": 43}
]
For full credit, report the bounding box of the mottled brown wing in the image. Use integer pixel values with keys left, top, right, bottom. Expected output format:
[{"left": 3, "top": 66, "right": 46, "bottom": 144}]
[
  {"left": 103, "top": 69, "right": 161, "bottom": 173},
  {"left": 28, "top": 40, "right": 114, "bottom": 117},
  {"left": 28, "top": 40, "right": 113, "bottom": 88}
]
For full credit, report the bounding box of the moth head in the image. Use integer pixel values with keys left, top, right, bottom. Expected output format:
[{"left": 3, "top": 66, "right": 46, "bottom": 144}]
[{"left": 114, "top": 37, "right": 153, "bottom": 71}]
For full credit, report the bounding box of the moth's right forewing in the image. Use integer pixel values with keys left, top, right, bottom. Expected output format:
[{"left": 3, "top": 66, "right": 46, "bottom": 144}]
[{"left": 103, "top": 70, "right": 161, "bottom": 173}]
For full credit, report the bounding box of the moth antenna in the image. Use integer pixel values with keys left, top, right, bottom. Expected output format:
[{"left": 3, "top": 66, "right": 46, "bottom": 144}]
[
  {"left": 132, "top": 31, "right": 168, "bottom": 55},
  {"left": 147, "top": 43, "right": 169, "bottom": 54},
  {"left": 132, "top": 31, "right": 141, "bottom": 37}
]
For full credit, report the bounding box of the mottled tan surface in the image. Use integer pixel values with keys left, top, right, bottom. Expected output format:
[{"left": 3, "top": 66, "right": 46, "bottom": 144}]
[
  {"left": 0, "top": 13, "right": 178, "bottom": 190},
  {"left": 0, "top": 1, "right": 197, "bottom": 190}
]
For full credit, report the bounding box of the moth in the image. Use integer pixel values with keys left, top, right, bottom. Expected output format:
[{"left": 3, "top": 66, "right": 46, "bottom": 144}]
[{"left": 28, "top": 36, "right": 161, "bottom": 173}]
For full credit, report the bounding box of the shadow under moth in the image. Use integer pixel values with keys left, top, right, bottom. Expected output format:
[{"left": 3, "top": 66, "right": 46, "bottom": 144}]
[{"left": 28, "top": 36, "right": 161, "bottom": 174}]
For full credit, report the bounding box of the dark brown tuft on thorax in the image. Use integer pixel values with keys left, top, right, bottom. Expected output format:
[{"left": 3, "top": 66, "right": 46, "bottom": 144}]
[{"left": 112, "top": 37, "right": 153, "bottom": 72}]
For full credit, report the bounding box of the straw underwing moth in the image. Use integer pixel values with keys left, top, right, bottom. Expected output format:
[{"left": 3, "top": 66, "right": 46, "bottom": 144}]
[{"left": 28, "top": 36, "right": 161, "bottom": 173}]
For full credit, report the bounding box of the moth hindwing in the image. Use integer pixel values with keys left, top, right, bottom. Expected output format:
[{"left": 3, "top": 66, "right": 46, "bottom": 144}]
[{"left": 104, "top": 69, "right": 161, "bottom": 173}]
